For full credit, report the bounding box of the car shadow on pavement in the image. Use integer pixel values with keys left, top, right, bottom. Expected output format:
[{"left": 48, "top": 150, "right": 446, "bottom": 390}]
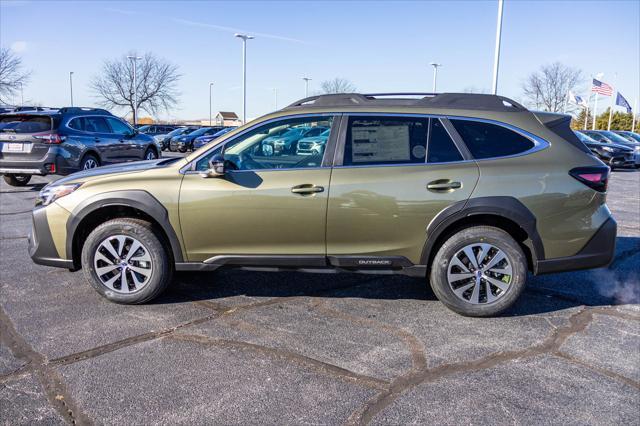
[{"left": 156, "top": 236, "right": 639, "bottom": 317}]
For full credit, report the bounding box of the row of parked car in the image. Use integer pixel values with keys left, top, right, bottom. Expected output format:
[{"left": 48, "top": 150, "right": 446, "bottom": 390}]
[
  {"left": 574, "top": 130, "right": 640, "bottom": 169},
  {"left": 137, "top": 125, "right": 237, "bottom": 152}
]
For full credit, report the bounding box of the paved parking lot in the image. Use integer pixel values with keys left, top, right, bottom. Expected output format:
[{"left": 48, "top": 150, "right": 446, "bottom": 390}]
[{"left": 1, "top": 159, "right": 638, "bottom": 425}]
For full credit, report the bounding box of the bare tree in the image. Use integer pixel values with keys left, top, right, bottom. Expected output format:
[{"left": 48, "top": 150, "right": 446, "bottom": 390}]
[
  {"left": 0, "top": 48, "right": 31, "bottom": 105},
  {"left": 320, "top": 78, "right": 356, "bottom": 94},
  {"left": 91, "top": 52, "right": 180, "bottom": 122},
  {"left": 521, "top": 62, "right": 583, "bottom": 112}
]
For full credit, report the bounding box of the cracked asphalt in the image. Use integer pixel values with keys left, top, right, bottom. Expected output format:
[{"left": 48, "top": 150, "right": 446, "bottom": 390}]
[{"left": 1, "top": 162, "right": 638, "bottom": 425}]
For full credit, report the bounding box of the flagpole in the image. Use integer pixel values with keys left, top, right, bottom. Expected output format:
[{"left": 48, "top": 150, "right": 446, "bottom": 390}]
[
  {"left": 563, "top": 90, "right": 569, "bottom": 114},
  {"left": 607, "top": 74, "right": 617, "bottom": 131},
  {"left": 633, "top": 98, "right": 638, "bottom": 133},
  {"left": 592, "top": 94, "right": 598, "bottom": 130},
  {"left": 584, "top": 93, "right": 591, "bottom": 130}
]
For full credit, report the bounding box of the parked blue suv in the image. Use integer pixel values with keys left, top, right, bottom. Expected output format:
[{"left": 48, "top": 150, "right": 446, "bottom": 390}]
[{"left": 0, "top": 107, "right": 160, "bottom": 186}]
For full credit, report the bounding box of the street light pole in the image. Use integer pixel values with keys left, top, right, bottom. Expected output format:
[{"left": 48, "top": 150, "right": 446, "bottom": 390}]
[
  {"left": 209, "top": 82, "right": 214, "bottom": 126},
  {"left": 302, "top": 77, "right": 312, "bottom": 97},
  {"left": 273, "top": 88, "right": 278, "bottom": 110},
  {"left": 69, "top": 72, "right": 74, "bottom": 106},
  {"left": 19, "top": 82, "right": 23, "bottom": 106},
  {"left": 429, "top": 63, "right": 442, "bottom": 92},
  {"left": 235, "top": 33, "right": 254, "bottom": 124},
  {"left": 127, "top": 55, "right": 142, "bottom": 125},
  {"left": 491, "top": 0, "right": 504, "bottom": 95}
]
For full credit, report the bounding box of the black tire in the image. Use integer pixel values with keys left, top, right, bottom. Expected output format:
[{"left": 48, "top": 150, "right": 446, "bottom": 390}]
[
  {"left": 81, "top": 218, "right": 172, "bottom": 304},
  {"left": 429, "top": 226, "right": 527, "bottom": 317},
  {"left": 3, "top": 174, "right": 31, "bottom": 186},
  {"left": 179, "top": 145, "right": 188, "bottom": 153},
  {"left": 143, "top": 147, "right": 158, "bottom": 160},
  {"left": 80, "top": 153, "right": 100, "bottom": 170}
]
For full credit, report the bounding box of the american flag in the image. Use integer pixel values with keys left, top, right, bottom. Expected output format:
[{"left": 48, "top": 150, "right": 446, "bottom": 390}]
[{"left": 592, "top": 79, "right": 613, "bottom": 96}]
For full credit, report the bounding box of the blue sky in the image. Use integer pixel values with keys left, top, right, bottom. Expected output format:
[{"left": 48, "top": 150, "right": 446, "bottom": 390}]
[{"left": 1, "top": 0, "right": 638, "bottom": 121}]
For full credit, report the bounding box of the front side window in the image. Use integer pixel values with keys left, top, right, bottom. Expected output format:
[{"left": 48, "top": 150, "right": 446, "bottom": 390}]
[
  {"left": 106, "top": 118, "right": 133, "bottom": 135},
  {"left": 195, "top": 116, "right": 334, "bottom": 171},
  {"left": 343, "top": 116, "right": 428, "bottom": 166},
  {"left": 450, "top": 119, "right": 535, "bottom": 159}
]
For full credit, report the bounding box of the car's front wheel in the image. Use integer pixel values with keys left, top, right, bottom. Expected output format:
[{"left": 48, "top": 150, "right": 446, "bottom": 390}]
[
  {"left": 429, "top": 226, "right": 527, "bottom": 317},
  {"left": 144, "top": 148, "right": 158, "bottom": 160},
  {"left": 81, "top": 218, "right": 172, "bottom": 304},
  {"left": 3, "top": 174, "right": 31, "bottom": 186}
]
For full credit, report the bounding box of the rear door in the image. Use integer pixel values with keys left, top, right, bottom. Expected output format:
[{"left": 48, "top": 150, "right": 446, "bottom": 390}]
[
  {"left": 84, "top": 116, "right": 117, "bottom": 163},
  {"left": 326, "top": 114, "right": 480, "bottom": 266}
]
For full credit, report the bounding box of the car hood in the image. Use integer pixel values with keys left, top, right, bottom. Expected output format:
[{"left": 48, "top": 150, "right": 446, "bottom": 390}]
[
  {"left": 298, "top": 136, "right": 327, "bottom": 143},
  {"left": 49, "top": 159, "right": 172, "bottom": 185}
]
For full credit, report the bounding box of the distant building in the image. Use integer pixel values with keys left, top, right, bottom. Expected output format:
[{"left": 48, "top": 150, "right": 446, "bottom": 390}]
[{"left": 214, "top": 111, "right": 241, "bottom": 126}]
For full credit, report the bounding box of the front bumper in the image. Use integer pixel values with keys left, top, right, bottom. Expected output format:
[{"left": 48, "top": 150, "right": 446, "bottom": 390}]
[
  {"left": 28, "top": 207, "right": 75, "bottom": 269},
  {"left": 535, "top": 217, "right": 617, "bottom": 274}
]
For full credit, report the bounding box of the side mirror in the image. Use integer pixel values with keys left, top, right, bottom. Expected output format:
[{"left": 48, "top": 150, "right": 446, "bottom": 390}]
[{"left": 200, "top": 154, "right": 225, "bottom": 178}]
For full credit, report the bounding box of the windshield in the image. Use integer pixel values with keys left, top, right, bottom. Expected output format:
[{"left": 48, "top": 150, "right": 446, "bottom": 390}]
[
  {"left": 600, "top": 131, "right": 637, "bottom": 145},
  {"left": 137, "top": 125, "right": 151, "bottom": 132},
  {"left": 0, "top": 115, "right": 54, "bottom": 133},
  {"left": 575, "top": 131, "right": 598, "bottom": 143},
  {"left": 188, "top": 127, "right": 212, "bottom": 137},
  {"left": 618, "top": 132, "right": 640, "bottom": 143}
]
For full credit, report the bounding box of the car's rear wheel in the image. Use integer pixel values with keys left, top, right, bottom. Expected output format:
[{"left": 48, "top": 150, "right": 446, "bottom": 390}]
[
  {"left": 3, "top": 174, "right": 31, "bottom": 186},
  {"left": 81, "top": 154, "right": 100, "bottom": 170},
  {"left": 179, "top": 145, "right": 188, "bottom": 153},
  {"left": 429, "top": 226, "right": 527, "bottom": 317},
  {"left": 81, "top": 218, "right": 172, "bottom": 304},
  {"left": 144, "top": 148, "right": 157, "bottom": 160}
]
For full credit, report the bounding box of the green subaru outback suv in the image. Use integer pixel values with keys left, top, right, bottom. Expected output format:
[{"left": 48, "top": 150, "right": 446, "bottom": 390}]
[{"left": 28, "top": 93, "right": 616, "bottom": 316}]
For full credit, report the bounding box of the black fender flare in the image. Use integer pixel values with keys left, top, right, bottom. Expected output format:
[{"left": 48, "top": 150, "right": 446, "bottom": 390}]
[
  {"left": 420, "top": 196, "right": 545, "bottom": 266},
  {"left": 66, "top": 190, "right": 184, "bottom": 263}
]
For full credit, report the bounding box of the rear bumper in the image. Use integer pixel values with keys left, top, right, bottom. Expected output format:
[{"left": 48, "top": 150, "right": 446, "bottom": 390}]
[
  {"left": 535, "top": 217, "right": 617, "bottom": 274},
  {"left": 28, "top": 207, "right": 75, "bottom": 269},
  {"left": 0, "top": 149, "right": 75, "bottom": 175}
]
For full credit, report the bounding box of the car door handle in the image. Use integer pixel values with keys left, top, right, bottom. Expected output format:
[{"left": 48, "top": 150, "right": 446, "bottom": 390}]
[
  {"left": 427, "top": 180, "right": 462, "bottom": 191},
  {"left": 291, "top": 184, "right": 324, "bottom": 194},
  {"left": 94, "top": 137, "right": 101, "bottom": 142}
]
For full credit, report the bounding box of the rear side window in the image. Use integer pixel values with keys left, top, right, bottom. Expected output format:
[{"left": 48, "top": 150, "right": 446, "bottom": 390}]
[
  {"left": 451, "top": 119, "right": 535, "bottom": 159},
  {"left": 68, "top": 117, "right": 85, "bottom": 131},
  {"left": 84, "top": 117, "right": 110, "bottom": 133},
  {"left": 0, "top": 115, "right": 53, "bottom": 134},
  {"left": 344, "top": 116, "right": 428, "bottom": 166},
  {"left": 428, "top": 119, "right": 463, "bottom": 163}
]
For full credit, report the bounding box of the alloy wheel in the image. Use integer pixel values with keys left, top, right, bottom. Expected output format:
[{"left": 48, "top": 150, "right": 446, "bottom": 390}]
[
  {"left": 83, "top": 158, "right": 98, "bottom": 169},
  {"left": 447, "top": 243, "right": 513, "bottom": 305},
  {"left": 145, "top": 151, "right": 157, "bottom": 160},
  {"left": 93, "top": 235, "right": 153, "bottom": 293}
]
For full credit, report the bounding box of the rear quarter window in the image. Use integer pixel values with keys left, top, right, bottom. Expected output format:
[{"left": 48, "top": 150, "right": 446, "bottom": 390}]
[{"left": 451, "top": 119, "right": 535, "bottom": 159}]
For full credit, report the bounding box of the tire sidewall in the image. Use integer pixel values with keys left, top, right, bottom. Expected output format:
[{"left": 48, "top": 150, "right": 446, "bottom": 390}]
[
  {"left": 3, "top": 174, "right": 31, "bottom": 186},
  {"left": 81, "top": 154, "right": 100, "bottom": 170},
  {"left": 81, "top": 219, "right": 171, "bottom": 304},
  {"left": 430, "top": 227, "right": 527, "bottom": 317}
]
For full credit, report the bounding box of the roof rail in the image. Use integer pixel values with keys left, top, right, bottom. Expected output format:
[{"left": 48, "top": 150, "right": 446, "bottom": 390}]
[
  {"left": 57, "top": 107, "right": 113, "bottom": 115},
  {"left": 284, "top": 92, "right": 526, "bottom": 112}
]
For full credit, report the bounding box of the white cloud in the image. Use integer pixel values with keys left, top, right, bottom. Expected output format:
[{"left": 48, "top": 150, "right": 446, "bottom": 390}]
[
  {"left": 172, "top": 18, "right": 307, "bottom": 44},
  {"left": 10, "top": 41, "right": 27, "bottom": 53}
]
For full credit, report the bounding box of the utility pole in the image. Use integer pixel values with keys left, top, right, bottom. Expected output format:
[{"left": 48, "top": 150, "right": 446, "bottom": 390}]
[
  {"left": 235, "top": 33, "right": 254, "bottom": 124},
  {"left": 429, "top": 63, "right": 442, "bottom": 92},
  {"left": 127, "top": 55, "right": 142, "bottom": 125},
  {"left": 69, "top": 72, "right": 74, "bottom": 107},
  {"left": 491, "top": 0, "right": 504, "bottom": 95},
  {"left": 302, "top": 77, "right": 312, "bottom": 97},
  {"left": 209, "top": 82, "right": 214, "bottom": 126}
]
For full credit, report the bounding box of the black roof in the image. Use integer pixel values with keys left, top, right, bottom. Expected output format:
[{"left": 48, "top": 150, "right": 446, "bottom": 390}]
[
  {"left": 284, "top": 93, "right": 527, "bottom": 112},
  {"left": 0, "top": 107, "right": 113, "bottom": 117}
]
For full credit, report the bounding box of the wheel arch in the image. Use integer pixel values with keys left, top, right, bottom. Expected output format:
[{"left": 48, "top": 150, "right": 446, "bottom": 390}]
[
  {"left": 80, "top": 149, "right": 101, "bottom": 166},
  {"left": 421, "top": 197, "right": 545, "bottom": 273},
  {"left": 67, "top": 190, "right": 183, "bottom": 270}
]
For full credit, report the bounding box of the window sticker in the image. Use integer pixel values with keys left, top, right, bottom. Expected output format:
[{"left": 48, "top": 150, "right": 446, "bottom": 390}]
[{"left": 351, "top": 125, "right": 410, "bottom": 163}]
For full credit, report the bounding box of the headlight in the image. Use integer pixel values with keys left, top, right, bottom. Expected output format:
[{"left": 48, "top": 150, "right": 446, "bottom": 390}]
[
  {"left": 36, "top": 183, "right": 82, "bottom": 207},
  {"left": 602, "top": 146, "right": 614, "bottom": 152}
]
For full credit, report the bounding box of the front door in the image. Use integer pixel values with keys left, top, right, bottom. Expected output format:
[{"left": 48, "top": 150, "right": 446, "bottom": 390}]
[
  {"left": 179, "top": 114, "right": 338, "bottom": 262},
  {"left": 326, "top": 115, "right": 480, "bottom": 266}
]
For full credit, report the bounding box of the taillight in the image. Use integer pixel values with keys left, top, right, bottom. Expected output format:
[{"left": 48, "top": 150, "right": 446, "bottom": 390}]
[
  {"left": 34, "top": 133, "right": 65, "bottom": 144},
  {"left": 569, "top": 166, "right": 609, "bottom": 192}
]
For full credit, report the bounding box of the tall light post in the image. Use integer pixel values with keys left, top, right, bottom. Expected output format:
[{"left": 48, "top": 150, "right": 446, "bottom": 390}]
[
  {"left": 235, "top": 33, "right": 254, "bottom": 124},
  {"left": 209, "top": 82, "right": 214, "bottom": 126},
  {"left": 302, "top": 77, "right": 312, "bottom": 97},
  {"left": 19, "top": 82, "right": 23, "bottom": 105},
  {"left": 429, "top": 63, "right": 442, "bottom": 92},
  {"left": 127, "top": 55, "right": 142, "bottom": 125},
  {"left": 491, "top": 0, "right": 504, "bottom": 95},
  {"left": 273, "top": 88, "right": 278, "bottom": 110},
  {"left": 69, "top": 72, "right": 74, "bottom": 106}
]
